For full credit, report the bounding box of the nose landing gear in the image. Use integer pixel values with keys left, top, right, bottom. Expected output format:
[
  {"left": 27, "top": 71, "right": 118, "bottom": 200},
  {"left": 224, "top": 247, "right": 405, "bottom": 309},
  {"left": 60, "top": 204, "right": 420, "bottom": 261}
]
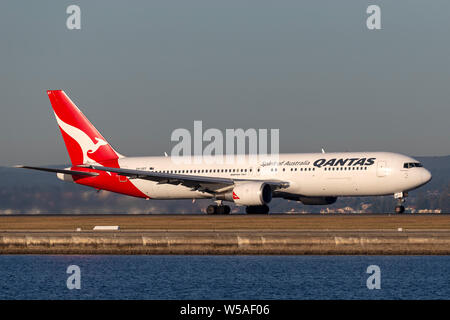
[{"left": 394, "top": 192, "right": 408, "bottom": 214}]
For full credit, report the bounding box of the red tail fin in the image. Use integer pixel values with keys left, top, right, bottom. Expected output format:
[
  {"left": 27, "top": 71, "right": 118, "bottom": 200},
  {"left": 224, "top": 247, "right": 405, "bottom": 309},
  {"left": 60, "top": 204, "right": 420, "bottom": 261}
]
[{"left": 47, "top": 90, "right": 122, "bottom": 165}]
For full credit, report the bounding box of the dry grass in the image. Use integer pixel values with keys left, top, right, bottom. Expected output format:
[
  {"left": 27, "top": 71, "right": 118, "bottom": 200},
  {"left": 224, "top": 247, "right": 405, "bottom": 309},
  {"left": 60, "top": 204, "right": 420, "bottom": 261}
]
[{"left": 0, "top": 214, "right": 449, "bottom": 231}]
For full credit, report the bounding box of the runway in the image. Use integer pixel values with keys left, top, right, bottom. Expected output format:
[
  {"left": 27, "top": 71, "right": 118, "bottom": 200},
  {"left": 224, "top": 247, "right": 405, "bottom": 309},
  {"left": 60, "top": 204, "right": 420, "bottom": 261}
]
[
  {"left": 1, "top": 214, "right": 449, "bottom": 231},
  {"left": 1, "top": 214, "right": 450, "bottom": 255}
]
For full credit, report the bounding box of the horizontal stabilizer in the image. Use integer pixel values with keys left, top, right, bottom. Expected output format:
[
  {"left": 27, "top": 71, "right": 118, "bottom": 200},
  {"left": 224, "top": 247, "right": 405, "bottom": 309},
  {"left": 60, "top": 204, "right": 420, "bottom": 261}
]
[{"left": 14, "top": 165, "right": 99, "bottom": 177}]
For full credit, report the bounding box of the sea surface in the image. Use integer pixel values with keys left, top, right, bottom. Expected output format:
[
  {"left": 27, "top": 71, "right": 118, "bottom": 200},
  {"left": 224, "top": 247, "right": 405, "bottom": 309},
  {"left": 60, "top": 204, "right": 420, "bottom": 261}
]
[{"left": 0, "top": 255, "right": 449, "bottom": 300}]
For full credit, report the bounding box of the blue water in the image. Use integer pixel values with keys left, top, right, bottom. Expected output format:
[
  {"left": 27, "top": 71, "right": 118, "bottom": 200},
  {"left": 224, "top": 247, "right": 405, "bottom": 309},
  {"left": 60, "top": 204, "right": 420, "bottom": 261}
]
[{"left": 0, "top": 255, "right": 449, "bottom": 299}]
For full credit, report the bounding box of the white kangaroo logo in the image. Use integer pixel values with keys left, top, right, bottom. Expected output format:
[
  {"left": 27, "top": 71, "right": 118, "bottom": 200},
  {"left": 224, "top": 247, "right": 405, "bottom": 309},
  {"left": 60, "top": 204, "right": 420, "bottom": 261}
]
[{"left": 54, "top": 112, "right": 108, "bottom": 164}]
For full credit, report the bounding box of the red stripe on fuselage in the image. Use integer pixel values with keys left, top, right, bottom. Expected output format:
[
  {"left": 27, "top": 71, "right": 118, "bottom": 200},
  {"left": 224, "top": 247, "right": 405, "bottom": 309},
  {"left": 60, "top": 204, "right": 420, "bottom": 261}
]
[{"left": 71, "top": 160, "right": 148, "bottom": 199}]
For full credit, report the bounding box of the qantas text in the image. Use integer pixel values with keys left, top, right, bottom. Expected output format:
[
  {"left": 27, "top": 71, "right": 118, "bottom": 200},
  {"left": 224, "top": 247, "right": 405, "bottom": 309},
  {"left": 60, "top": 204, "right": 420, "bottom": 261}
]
[{"left": 313, "top": 157, "right": 376, "bottom": 168}]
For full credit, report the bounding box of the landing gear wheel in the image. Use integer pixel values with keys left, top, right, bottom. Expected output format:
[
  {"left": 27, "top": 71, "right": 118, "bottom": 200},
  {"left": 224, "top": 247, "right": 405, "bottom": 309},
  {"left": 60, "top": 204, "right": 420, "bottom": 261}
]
[
  {"left": 394, "top": 192, "right": 408, "bottom": 214},
  {"left": 206, "top": 205, "right": 217, "bottom": 215},
  {"left": 206, "top": 205, "right": 231, "bottom": 215},
  {"left": 246, "top": 204, "right": 270, "bottom": 214},
  {"left": 395, "top": 205, "right": 405, "bottom": 214},
  {"left": 216, "top": 206, "right": 226, "bottom": 214}
]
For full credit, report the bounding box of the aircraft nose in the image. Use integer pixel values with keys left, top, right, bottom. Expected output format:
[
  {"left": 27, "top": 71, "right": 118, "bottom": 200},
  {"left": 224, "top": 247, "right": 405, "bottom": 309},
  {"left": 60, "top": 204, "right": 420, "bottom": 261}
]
[{"left": 421, "top": 169, "right": 432, "bottom": 184}]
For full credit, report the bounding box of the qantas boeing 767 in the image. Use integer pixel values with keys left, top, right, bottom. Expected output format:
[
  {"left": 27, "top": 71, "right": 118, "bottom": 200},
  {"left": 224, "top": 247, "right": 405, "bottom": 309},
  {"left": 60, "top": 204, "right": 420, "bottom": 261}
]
[{"left": 16, "top": 90, "right": 432, "bottom": 214}]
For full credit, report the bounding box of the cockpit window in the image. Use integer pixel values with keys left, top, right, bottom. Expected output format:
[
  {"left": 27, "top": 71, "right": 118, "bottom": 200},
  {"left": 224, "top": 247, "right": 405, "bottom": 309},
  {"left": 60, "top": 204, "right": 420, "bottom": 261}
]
[{"left": 403, "top": 162, "right": 423, "bottom": 169}]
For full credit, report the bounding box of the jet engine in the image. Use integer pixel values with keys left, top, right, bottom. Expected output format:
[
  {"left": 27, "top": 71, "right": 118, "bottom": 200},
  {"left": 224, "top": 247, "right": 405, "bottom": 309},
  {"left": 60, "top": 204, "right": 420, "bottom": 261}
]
[{"left": 217, "top": 182, "right": 272, "bottom": 206}]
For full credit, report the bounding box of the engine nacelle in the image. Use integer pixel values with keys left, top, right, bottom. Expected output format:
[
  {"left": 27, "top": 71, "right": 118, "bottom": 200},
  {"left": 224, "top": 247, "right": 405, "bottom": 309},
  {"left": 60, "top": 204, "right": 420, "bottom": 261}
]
[
  {"left": 299, "top": 196, "right": 337, "bottom": 205},
  {"left": 218, "top": 182, "right": 272, "bottom": 206}
]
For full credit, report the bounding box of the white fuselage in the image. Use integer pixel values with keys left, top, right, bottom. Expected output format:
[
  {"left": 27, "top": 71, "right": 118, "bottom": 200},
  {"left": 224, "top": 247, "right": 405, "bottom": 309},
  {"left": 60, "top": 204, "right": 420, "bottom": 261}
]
[{"left": 111, "top": 152, "right": 431, "bottom": 200}]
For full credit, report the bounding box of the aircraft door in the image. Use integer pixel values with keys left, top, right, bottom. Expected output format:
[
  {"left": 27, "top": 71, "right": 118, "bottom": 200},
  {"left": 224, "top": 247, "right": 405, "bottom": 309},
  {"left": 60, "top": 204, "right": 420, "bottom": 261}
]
[{"left": 377, "top": 161, "right": 387, "bottom": 177}]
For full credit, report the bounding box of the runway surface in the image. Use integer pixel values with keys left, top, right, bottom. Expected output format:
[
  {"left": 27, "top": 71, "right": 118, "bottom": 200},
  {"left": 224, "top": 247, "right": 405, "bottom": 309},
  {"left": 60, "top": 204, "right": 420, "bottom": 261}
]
[
  {"left": 1, "top": 214, "right": 450, "bottom": 254},
  {"left": 0, "top": 214, "right": 449, "bottom": 231}
]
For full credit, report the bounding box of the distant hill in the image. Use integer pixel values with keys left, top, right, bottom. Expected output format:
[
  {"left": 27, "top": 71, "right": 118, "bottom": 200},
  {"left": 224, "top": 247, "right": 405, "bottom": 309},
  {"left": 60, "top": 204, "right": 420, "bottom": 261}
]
[
  {"left": 415, "top": 155, "right": 450, "bottom": 191},
  {"left": 0, "top": 165, "right": 67, "bottom": 188}
]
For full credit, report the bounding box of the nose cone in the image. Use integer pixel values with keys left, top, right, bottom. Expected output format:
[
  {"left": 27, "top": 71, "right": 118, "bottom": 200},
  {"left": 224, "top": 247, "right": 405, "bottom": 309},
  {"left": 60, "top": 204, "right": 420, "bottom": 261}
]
[{"left": 421, "top": 169, "right": 432, "bottom": 185}]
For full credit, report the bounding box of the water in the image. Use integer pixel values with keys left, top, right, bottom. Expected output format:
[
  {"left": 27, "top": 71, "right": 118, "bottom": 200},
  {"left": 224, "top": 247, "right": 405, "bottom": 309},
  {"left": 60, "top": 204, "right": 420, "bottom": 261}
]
[{"left": 0, "top": 255, "right": 449, "bottom": 300}]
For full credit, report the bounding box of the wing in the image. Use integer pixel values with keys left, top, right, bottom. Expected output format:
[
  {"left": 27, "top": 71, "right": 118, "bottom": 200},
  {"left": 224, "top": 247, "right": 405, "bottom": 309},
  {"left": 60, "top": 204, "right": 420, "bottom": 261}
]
[
  {"left": 80, "top": 165, "right": 289, "bottom": 194},
  {"left": 15, "top": 165, "right": 99, "bottom": 177}
]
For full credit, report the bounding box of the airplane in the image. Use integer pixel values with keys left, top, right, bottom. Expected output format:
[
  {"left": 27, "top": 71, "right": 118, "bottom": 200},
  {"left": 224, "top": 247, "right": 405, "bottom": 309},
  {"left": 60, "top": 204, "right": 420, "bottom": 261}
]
[{"left": 16, "top": 90, "right": 432, "bottom": 214}]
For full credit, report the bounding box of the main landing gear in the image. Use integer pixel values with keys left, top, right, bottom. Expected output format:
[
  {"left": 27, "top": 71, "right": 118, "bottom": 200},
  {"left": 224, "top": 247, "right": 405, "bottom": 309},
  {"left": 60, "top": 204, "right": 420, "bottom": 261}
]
[
  {"left": 394, "top": 191, "right": 408, "bottom": 214},
  {"left": 206, "top": 201, "right": 231, "bottom": 215},
  {"left": 206, "top": 202, "right": 270, "bottom": 214}
]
